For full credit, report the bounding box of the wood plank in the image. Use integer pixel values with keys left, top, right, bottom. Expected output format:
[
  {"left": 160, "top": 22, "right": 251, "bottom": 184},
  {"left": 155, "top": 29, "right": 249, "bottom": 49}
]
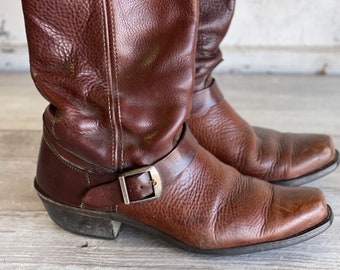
[
  {"left": 0, "top": 73, "right": 47, "bottom": 131},
  {"left": 0, "top": 130, "right": 41, "bottom": 160},
  {"left": 216, "top": 74, "right": 340, "bottom": 135},
  {"left": 0, "top": 160, "right": 43, "bottom": 211},
  {"left": 0, "top": 211, "right": 340, "bottom": 270},
  {"left": 0, "top": 130, "right": 43, "bottom": 211}
]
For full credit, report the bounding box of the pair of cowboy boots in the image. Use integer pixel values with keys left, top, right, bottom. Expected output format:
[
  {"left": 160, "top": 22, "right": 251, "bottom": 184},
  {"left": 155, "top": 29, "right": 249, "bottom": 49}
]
[{"left": 22, "top": 0, "right": 338, "bottom": 254}]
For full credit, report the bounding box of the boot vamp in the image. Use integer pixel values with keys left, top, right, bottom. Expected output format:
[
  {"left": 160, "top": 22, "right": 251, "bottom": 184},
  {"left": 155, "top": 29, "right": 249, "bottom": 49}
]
[
  {"left": 188, "top": 98, "right": 335, "bottom": 181},
  {"left": 116, "top": 146, "right": 328, "bottom": 249}
]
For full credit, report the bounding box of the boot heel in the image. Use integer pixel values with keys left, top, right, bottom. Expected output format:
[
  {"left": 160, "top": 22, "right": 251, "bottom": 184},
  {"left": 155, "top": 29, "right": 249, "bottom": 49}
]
[{"left": 38, "top": 192, "right": 122, "bottom": 239}]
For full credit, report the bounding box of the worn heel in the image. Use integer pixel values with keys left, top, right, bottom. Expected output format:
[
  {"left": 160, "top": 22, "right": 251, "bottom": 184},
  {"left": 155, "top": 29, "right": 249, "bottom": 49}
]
[{"left": 38, "top": 192, "right": 122, "bottom": 239}]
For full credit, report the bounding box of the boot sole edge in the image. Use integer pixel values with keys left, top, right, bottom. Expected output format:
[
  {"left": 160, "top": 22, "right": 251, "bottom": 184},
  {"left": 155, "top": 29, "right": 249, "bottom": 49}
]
[
  {"left": 37, "top": 191, "right": 334, "bottom": 255},
  {"left": 270, "top": 150, "right": 340, "bottom": 186}
]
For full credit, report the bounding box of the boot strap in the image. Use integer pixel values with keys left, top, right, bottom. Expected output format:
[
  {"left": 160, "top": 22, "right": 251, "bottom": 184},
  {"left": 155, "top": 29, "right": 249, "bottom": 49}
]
[
  {"left": 191, "top": 80, "right": 224, "bottom": 114},
  {"left": 43, "top": 123, "right": 197, "bottom": 208},
  {"left": 82, "top": 125, "right": 198, "bottom": 207},
  {"left": 44, "top": 125, "right": 198, "bottom": 209}
]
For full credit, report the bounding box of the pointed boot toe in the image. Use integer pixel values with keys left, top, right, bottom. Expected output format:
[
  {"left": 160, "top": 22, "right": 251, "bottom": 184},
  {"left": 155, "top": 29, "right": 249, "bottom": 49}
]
[
  {"left": 264, "top": 185, "right": 332, "bottom": 241},
  {"left": 271, "top": 133, "right": 339, "bottom": 186}
]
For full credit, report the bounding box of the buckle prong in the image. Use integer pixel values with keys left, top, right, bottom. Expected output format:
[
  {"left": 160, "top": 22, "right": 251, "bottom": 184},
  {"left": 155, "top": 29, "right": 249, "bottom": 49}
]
[{"left": 118, "top": 165, "right": 162, "bottom": 205}]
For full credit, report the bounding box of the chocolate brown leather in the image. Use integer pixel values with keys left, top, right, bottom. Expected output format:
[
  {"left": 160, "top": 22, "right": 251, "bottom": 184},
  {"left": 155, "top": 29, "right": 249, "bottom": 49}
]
[
  {"left": 23, "top": 0, "right": 330, "bottom": 251},
  {"left": 86, "top": 142, "right": 328, "bottom": 249},
  {"left": 23, "top": 0, "right": 196, "bottom": 171},
  {"left": 190, "top": 0, "right": 336, "bottom": 182},
  {"left": 195, "top": 0, "right": 236, "bottom": 91}
]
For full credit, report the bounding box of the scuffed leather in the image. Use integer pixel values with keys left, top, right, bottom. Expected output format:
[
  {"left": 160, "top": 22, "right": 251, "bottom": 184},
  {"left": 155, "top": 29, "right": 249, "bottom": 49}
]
[
  {"left": 23, "top": 0, "right": 329, "bottom": 250},
  {"left": 192, "top": 0, "right": 336, "bottom": 181}
]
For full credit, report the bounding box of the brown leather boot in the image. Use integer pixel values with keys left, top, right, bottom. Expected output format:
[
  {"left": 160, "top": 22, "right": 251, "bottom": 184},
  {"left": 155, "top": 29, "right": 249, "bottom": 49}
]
[
  {"left": 23, "top": 0, "right": 333, "bottom": 254},
  {"left": 188, "top": 0, "right": 339, "bottom": 186}
]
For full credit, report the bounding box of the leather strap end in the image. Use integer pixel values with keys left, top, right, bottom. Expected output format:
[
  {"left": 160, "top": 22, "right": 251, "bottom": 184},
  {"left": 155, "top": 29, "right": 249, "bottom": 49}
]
[{"left": 191, "top": 80, "right": 224, "bottom": 114}]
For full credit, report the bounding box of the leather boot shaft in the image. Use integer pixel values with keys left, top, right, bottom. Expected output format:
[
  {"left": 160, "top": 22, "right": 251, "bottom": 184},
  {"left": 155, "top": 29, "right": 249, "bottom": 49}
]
[
  {"left": 23, "top": 0, "right": 198, "bottom": 171},
  {"left": 196, "top": 0, "right": 236, "bottom": 90}
]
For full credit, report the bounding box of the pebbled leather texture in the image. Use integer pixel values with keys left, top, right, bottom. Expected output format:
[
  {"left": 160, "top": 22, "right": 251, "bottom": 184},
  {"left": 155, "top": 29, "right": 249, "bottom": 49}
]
[
  {"left": 23, "top": 0, "right": 330, "bottom": 250},
  {"left": 191, "top": 0, "right": 336, "bottom": 182},
  {"left": 115, "top": 147, "right": 327, "bottom": 249},
  {"left": 189, "top": 81, "right": 336, "bottom": 182}
]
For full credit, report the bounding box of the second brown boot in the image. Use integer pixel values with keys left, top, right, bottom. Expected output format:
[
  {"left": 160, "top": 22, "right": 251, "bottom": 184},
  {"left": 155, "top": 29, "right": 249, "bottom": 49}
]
[{"left": 188, "top": 0, "right": 339, "bottom": 185}]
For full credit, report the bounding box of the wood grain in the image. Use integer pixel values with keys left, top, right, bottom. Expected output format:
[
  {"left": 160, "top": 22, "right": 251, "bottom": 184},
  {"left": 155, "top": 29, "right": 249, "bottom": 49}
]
[{"left": 0, "top": 73, "right": 339, "bottom": 269}]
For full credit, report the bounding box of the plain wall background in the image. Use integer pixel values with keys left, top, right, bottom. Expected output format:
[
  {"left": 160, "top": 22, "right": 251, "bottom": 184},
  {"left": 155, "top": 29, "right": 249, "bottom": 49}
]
[{"left": 1, "top": 0, "right": 340, "bottom": 74}]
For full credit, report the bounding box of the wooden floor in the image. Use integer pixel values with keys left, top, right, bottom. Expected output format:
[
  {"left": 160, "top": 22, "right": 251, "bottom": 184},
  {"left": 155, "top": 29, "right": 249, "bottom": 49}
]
[{"left": 0, "top": 73, "right": 340, "bottom": 269}]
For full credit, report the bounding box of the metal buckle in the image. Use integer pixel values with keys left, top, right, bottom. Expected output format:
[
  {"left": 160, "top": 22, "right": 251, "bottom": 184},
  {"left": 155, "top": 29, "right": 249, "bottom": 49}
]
[{"left": 118, "top": 165, "right": 162, "bottom": 205}]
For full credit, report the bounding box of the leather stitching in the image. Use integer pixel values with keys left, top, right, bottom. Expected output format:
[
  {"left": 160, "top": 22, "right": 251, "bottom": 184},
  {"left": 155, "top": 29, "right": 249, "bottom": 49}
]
[
  {"left": 109, "top": 2, "right": 124, "bottom": 171},
  {"left": 100, "top": 0, "right": 115, "bottom": 169},
  {"left": 43, "top": 136, "right": 86, "bottom": 175}
]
